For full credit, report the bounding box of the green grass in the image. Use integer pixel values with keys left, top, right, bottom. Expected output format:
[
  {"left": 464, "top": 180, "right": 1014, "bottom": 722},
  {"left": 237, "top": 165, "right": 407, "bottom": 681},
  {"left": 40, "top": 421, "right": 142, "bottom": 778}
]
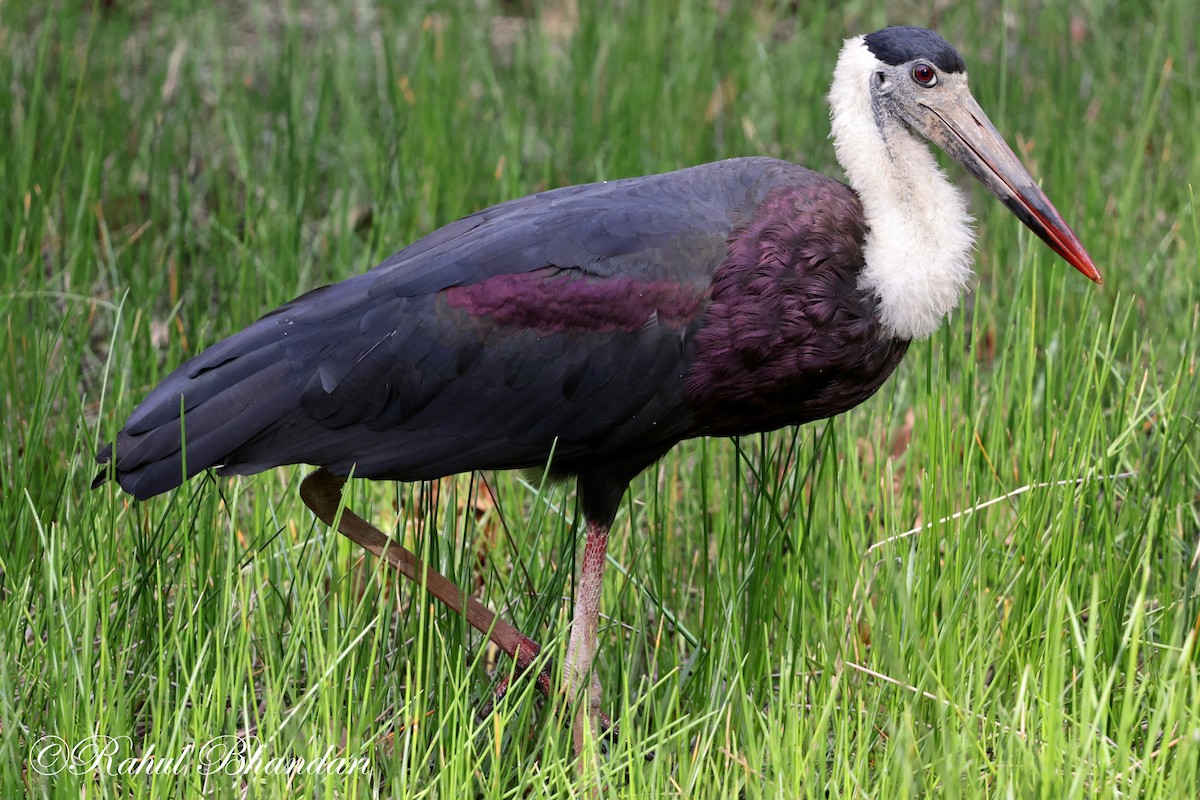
[{"left": 3, "top": 0, "right": 1199, "bottom": 797}]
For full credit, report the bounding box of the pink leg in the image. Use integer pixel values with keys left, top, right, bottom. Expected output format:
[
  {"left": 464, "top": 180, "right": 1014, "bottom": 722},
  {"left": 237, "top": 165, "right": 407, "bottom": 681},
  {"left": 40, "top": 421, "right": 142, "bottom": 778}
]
[
  {"left": 302, "top": 467, "right": 617, "bottom": 754},
  {"left": 563, "top": 517, "right": 610, "bottom": 760}
]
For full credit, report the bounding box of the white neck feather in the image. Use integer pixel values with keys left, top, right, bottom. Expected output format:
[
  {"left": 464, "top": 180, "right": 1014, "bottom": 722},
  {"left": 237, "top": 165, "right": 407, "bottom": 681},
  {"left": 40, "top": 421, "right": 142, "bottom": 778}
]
[{"left": 827, "top": 37, "right": 975, "bottom": 340}]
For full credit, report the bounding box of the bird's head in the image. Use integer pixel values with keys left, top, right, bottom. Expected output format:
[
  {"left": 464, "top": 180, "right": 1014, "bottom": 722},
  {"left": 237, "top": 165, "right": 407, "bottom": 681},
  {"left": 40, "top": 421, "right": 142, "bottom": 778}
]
[{"left": 833, "top": 26, "right": 1102, "bottom": 285}]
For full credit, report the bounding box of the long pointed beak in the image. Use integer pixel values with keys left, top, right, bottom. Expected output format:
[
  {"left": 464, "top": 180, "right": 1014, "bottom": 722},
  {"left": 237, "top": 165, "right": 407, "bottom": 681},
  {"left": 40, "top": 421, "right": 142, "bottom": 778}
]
[{"left": 923, "top": 93, "right": 1102, "bottom": 284}]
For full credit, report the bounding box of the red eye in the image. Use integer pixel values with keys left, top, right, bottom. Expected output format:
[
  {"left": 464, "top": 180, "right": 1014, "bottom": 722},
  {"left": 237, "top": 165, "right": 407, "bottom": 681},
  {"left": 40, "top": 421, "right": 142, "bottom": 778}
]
[{"left": 912, "top": 63, "right": 937, "bottom": 86}]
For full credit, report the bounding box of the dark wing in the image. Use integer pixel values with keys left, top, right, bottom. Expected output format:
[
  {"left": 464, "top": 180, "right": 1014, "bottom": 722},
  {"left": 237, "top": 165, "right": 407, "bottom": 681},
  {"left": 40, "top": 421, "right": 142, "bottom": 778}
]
[{"left": 96, "top": 157, "right": 841, "bottom": 499}]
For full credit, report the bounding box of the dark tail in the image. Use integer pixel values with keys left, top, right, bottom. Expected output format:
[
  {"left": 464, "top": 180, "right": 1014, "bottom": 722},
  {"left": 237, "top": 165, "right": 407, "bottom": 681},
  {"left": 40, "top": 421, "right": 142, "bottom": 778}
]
[{"left": 94, "top": 311, "right": 306, "bottom": 500}]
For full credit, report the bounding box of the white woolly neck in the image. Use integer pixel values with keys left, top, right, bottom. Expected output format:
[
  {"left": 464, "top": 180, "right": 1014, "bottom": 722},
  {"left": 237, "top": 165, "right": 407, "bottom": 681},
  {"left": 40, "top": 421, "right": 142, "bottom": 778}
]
[{"left": 827, "top": 36, "right": 975, "bottom": 340}]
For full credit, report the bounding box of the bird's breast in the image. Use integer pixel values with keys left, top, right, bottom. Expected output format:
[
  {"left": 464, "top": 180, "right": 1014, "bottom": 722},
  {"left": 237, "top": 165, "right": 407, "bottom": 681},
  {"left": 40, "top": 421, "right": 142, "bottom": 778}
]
[{"left": 681, "top": 182, "right": 909, "bottom": 436}]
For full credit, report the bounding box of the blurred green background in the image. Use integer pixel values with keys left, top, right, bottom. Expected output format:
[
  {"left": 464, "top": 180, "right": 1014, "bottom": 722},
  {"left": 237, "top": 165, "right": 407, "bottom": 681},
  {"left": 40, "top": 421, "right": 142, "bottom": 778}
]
[{"left": 2, "top": 1, "right": 1198, "bottom": 797}]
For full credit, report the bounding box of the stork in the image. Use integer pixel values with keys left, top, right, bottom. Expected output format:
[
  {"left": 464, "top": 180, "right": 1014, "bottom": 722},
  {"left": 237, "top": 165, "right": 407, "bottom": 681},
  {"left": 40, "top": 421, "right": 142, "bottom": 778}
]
[{"left": 95, "top": 26, "right": 1101, "bottom": 760}]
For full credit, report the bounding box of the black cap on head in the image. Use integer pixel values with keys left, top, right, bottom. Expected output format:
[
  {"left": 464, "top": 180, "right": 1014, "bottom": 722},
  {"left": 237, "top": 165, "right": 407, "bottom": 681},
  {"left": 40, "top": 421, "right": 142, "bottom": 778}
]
[{"left": 863, "top": 26, "right": 966, "bottom": 73}]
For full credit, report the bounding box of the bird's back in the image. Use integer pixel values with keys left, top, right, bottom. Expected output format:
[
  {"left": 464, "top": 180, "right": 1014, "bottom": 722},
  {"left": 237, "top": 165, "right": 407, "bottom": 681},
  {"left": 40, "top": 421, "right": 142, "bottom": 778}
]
[{"left": 97, "top": 157, "right": 902, "bottom": 500}]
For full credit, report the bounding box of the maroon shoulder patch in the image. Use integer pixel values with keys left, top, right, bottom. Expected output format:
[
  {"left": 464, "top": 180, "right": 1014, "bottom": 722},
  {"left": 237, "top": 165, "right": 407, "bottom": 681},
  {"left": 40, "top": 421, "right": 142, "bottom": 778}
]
[{"left": 443, "top": 270, "right": 705, "bottom": 334}]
